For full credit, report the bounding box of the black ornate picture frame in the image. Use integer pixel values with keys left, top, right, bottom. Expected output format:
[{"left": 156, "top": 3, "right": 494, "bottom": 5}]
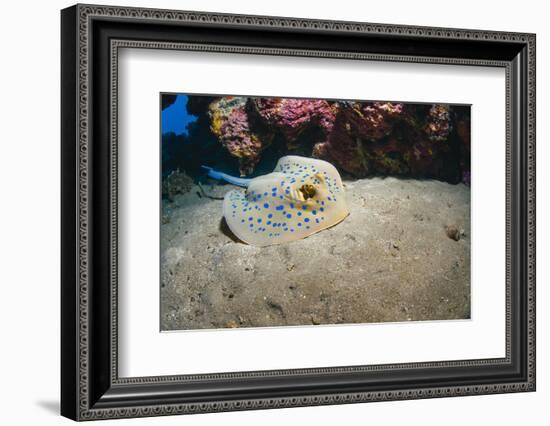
[{"left": 61, "top": 3, "right": 536, "bottom": 421}]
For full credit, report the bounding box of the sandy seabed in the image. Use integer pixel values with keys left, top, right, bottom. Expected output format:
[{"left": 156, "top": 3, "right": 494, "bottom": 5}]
[{"left": 160, "top": 177, "right": 470, "bottom": 331}]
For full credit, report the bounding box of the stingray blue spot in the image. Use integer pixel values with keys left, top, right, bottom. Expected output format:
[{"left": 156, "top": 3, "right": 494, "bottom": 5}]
[
  {"left": 248, "top": 217, "right": 253, "bottom": 221},
  {"left": 267, "top": 221, "right": 271, "bottom": 225},
  {"left": 315, "top": 218, "right": 320, "bottom": 223},
  {"left": 285, "top": 190, "right": 290, "bottom": 194},
  {"left": 290, "top": 203, "right": 295, "bottom": 209},
  {"left": 276, "top": 206, "right": 284, "bottom": 211},
  {"left": 241, "top": 219, "right": 245, "bottom": 223},
  {"left": 257, "top": 218, "right": 262, "bottom": 223},
  {"left": 249, "top": 224, "right": 253, "bottom": 228},
  {"left": 304, "top": 218, "right": 310, "bottom": 222},
  {"left": 297, "top": 223, "right": 302, "bottom": 227},
  {"left": 264, "top": 203, "right": 269, "bottom": 208},
  {"left": 283, "top": 223, "right": 287, "bottom": 226},
  {"left": 269, "top": 233, "right": 273, "bottom": 237},
  {"left": 312, "top": 210, "right": 317, "bottom": 215},
  {"left": 328, "top": 196, "right": 332, "bottom": 201},
  {"left": 286, "top": 214, "right": 292, "bottom": 219},
  {"left": 320, "top": 207, "right": 325, "bottom": 212},
  {"left": 321, "top": 201, "right": 325, "bottom": 205},
  {"left": 268, "top": 213, "right": 273, "bottom": 218},
  {"left": 290, "top": 229, "right": 295, "bottom": 232},
  {"left": 297, "top": 211, "right": 302, "bottom": 216},
  {"left": 264, "top": 192, "right": 268, "bottom": 196},
  {"left": 302, "top": 205, "right": 307, "bottom": 210},
  {"left": 272, "top": 187, "right": 276, "bottom": 192},
  {"left": 284, "top": 227, "right": 288, "bottom": 231}
]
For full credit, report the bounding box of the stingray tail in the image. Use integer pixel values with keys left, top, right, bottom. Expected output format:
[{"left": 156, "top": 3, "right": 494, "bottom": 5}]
[{"left": 201, "top": 166, "right": 251, "bottom": 187}]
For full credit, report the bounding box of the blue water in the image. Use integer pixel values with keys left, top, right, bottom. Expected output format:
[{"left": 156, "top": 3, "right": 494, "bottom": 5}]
[{"left": 162, "top": 95, "right": 198, "bottom": 135}]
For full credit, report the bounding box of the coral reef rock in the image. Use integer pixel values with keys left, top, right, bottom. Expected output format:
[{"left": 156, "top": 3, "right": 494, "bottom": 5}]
[
  {"left": 312, "top": 101, "right": 404, "bottom": 177},
  {"left": 425, "top": 104, "right": 452, "bottom": 141},
  {"left": 196, "top": 96, "right": 470, "bottom": 184},
  {"left": 208, "top": 97, "right": 273, "bottom": 176},
  {"left": 314, "top": 102, "right": 466, "bottom": 183},
  {"left": 162, "top": 169, "right": 193, "bottom": 201},
  {"left": 251, "top": 97, "right": 336, "bottom": 148}
]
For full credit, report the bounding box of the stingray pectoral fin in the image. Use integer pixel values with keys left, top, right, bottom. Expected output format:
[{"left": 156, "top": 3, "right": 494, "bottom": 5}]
[{"left": 201, "top": 165, "right": 251, "bottom": 187}]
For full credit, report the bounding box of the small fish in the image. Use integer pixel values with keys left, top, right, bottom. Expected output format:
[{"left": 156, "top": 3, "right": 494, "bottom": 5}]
[{"left": 203, "top": 156, "right": 350, "bottom": 246}]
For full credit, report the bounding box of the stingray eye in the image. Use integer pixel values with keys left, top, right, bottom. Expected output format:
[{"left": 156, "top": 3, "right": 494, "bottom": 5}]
[{"left": 299, "top": 184, "right": 316, "bottom": 200}]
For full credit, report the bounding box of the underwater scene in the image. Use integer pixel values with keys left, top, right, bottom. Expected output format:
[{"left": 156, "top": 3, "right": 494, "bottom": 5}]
[{"left": 160, "top": 94, "right": 471, "bottom": 331}]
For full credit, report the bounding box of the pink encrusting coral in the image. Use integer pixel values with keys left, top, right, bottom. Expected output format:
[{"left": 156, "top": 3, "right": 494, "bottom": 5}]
[
  {"left": 312, "top": 112, "right": 368, "bottom": 177},
  {"left": 210, "top": 96, "right": 337, "bottom": 175},
  {"left": 345, "top": 102, "right": 404, "bottom": 140},
  {"left": 311, "top": 102, "right": 471, "bottom": 182},
  {"left": 251, "top": 97, "right": 337, "bottom": 148},
  {"left": 219, "top": 106, "right": 263, "bottom": 176},
  {"left": 201, "top": 96, "right": 470, "bottom": 183},
  {"left": 208, "top": 97, "right": 268, "bottom": 176},
  {"left": 312, "top": 101, "right": 405, "bottom": 177}
]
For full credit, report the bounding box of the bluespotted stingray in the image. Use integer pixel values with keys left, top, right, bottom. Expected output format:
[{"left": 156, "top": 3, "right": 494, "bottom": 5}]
[{"left": 203, "top": 156, "right": 349, "bottom": 246}]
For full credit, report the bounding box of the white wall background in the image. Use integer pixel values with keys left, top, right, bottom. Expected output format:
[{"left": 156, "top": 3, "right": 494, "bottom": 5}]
[{"left": 0, "top": 0, "right": 547, "bottom": 424}]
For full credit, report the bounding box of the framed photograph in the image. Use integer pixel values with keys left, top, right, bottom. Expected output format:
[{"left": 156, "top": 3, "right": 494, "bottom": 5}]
[{"left": 61, "top": 4, "right": 536, "bottom": 421}]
